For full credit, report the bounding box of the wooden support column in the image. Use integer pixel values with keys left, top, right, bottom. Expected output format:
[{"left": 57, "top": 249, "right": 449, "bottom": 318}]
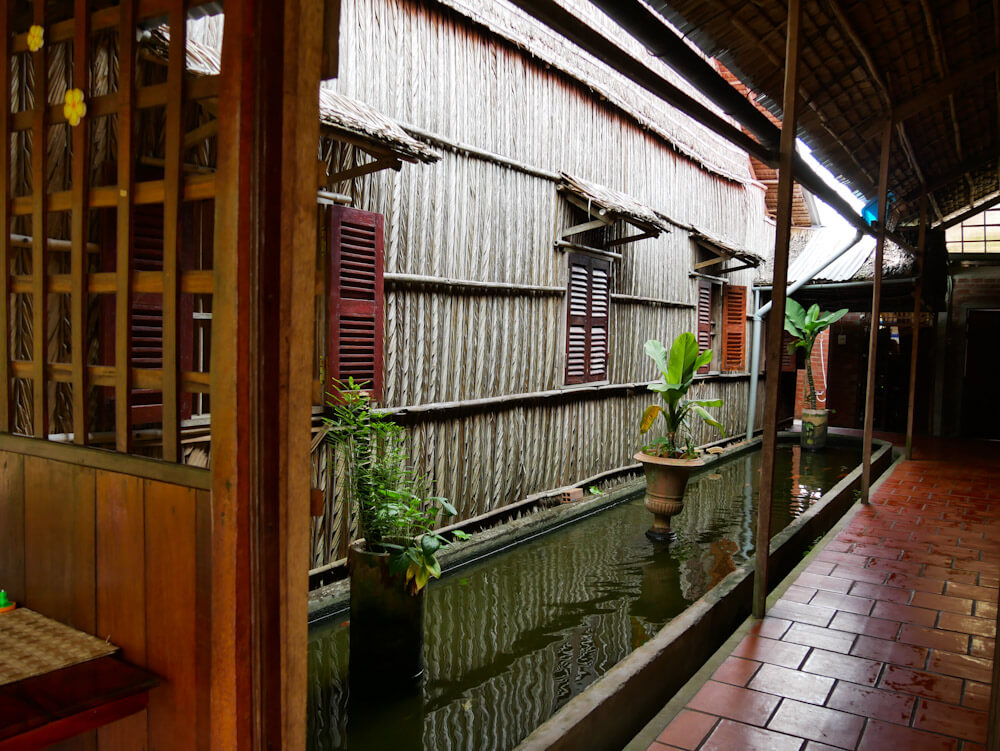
[
  {"left": 161, "top": 0, "right": 187, "bottom": 462},
  {"left": 905, "top": 194, "right": 928, "bottom": 460},
  {"left": 212, "top": 1, "right": 322, "bottom": 748},
  {"left": 753, "top": 0, "right": 802, "bottom": 619},
  {"left": 70, "top": 0, "right": 91, "bottom": 444},
  {"left": 0, "top": 2, "right": 11, "bottom": 432},
  {"left": 115, "top": 0, "right": 136, "bottom": 453},
  {"left": 989, "top": 605, "right": 1000, "bottom": 751},
  {"left": 860, "top": 121, "right": 893, "bottom": 502},
  {"left": 31, "top": 0, "right": 49, "bottom": 438}
]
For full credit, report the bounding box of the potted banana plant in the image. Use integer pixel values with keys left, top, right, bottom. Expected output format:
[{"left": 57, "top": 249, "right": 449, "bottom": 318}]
[
  {"left": 783, "top": 298, "right": 848, "bottom": 450},
  {"left": 637, "top": 333, "right": 725, "bottom": 542},
  {"left": 325, "top": 379, "right": 467, "bottom": 695}
]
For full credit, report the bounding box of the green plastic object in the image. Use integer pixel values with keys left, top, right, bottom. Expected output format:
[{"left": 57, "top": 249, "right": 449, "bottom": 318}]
[{"left": 0, "top": 590, "right": 10, "bottom": 608}]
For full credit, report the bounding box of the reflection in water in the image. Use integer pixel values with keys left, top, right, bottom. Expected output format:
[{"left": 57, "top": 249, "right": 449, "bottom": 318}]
[{"left": 308, "top": 445, "right": 859, "bottom": 751}]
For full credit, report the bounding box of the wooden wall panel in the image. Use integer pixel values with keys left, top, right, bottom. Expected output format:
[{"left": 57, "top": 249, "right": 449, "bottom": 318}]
[
  {"left": 0, "top": 452, "right": 24, "bottom": 603},
  {"left": 23, "top": 456, "right": 96, "bottom": 632},
  {"left": 145, "top": 480, "right": 199, "bottom": 751},
  {"left": 96, "top": 471, "right": 148, "bottom": 751}
]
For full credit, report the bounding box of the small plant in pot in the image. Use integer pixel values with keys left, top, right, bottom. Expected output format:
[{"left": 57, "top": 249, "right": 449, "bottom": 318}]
[
  {"left": 636, "top": 333, "right": 725, "bottom": 542},
  {"left": 783, "top": 298, "right": 848, "bottom": 450},
  {"left": 325, "top": 379, "right": 468, "bottom": 694}
]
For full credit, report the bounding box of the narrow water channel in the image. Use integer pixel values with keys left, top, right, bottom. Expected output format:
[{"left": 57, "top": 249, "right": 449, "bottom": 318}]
[{"left": 308, "top": 443, "right": 860, "bottom": 751}]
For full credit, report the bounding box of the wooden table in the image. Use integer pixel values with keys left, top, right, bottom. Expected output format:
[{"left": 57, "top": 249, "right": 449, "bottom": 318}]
[{"left": 0, "top": 655, "right": 158, "bottom": 750}]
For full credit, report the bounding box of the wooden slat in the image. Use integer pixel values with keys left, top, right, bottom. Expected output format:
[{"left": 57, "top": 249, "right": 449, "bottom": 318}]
[
  {"left": 0, "top": 2, "right": 11, "bottom": 433},
  {"left": 10, "top": 176, "right": 217, "bottom": 215},
  {"left": 145, "top": 480, "right": 199, "bottom": 750},
  {"left": 23, "top": 456, "right": 96, "bottom": 632},
  {"left": 0, "top": 452, "right": 25, "bottom": 604},
  {"left": 116, "top": 0, "right": 137, "bottom": 453},
  {"left": 161, "top": 0, "right": 187, "bottom": 462},
  {"left": 71, "top": 0, "right": 91, "bottom": 445},
  {"left": 11, "top": 360, "right": 210, "bottom": 394},
  {"left": 9, "top": 75, "right": 220, "bottom": 132},
  {"left": 95, "top": 470, "right": 149, "bottom": 751},
  {"left": 31, "top": 0, "right": 49, "bottom": 439},
  {"left": 16, "top": 269, "right": 212, "bottom": 295}
]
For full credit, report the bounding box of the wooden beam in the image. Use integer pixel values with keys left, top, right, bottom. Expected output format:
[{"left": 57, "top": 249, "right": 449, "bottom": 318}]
[
  {"left": 905, "top": 195, "right": 927, "bottom": 460},
  {"left": 11, "top": 176, "right": 217, "bottom": 215},
  {"left": 893, "top": 54, "right": 1000, "bottom": 123},
  {"left": 183, "top": 119, "right": 218, "bottom": 150},
  {"left": 71, "top": 0, "right": 91, "bottom": 446},
  {"left": 0, "top": 1, "right": 11, "bottom": 432},
  {"left": 939, "top": 192, "right": 1000, "bottom": 230},
  {"left": 694, "top": 254, "right": 729, "bottom": 270},
  {"left": 861, "top": 120, "right": 893, "bottom": 502},
  {"left": 605, "top": 230, "right": 656, "bottom": 248},
  {"left": 326, "top": 156, "right": 401, "bottom": 184},
  {"left": 161, "top": 0, "right": 187, "bottom": 462},
  {"left": 753, "top": 0, "right": 802, "bottom": 620},
  {"left": 31, "top": 0, "right": 49, "bottom": 439},
  {"left": 116, "top": 0, "right": 136, "bottom": 454},
  {"left": 560, "top": 218, "right": 612, "bottom": 239}
]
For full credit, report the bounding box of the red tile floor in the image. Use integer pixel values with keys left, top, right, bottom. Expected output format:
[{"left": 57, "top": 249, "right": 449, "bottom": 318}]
[{"left": 647, "top": 441, "right": 999, "bottom": 751}]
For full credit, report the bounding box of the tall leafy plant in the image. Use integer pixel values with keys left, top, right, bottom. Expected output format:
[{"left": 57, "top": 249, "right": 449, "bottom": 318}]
[
  {"left": 325, "top": 379, "right": 467, "bottom": 594},
  {"left": 640, "top": 333, "right": 725, "bottom": 459},
  {"left": 783, "top": 298, "right": 848, "bottom": 410}
]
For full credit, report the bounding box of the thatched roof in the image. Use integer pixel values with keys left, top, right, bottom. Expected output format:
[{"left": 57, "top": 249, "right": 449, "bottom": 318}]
[
  {"left": 648, "top": 0, "right": 1000, "bottom": 226},
  {"left": 690, "top": 225, "right": 764, "bottom": 266},
  {"left": 143, "top": 26, "right": 438, "bottom": 164},
  {"left": 558, "top": 172, "right": 671, "bottom": 234}
]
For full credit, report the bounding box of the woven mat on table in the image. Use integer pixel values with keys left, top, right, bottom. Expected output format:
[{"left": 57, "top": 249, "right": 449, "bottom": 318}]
[{"left": 0, "top": 608, "right": 118, "bottom": 687}]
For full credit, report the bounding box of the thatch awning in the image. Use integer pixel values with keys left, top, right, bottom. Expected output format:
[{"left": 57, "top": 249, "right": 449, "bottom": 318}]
[
  {"left": 558, "top": 172, "right": 670, "bottom": 235},
  {"left": 690, "top": 226, "right": 764, "bottom": 268},
  {"left": 142, "top": 27, "right": 439, "bottom": 165}
]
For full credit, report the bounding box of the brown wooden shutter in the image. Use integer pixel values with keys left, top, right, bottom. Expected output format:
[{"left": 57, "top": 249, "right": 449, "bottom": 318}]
[
  {"left": 565, "top": 253, "right": 610, "bottom": 384},
  {"left": 696, "top": 280, "right": 713, "bottom": 374},
  {"left": 781, "top": 330, "right": 797, "bottom": 372},
  {"left": 721, "top": 284, "right": 747, "bottom": 371},
  {"left": 326, "top": 205, "right": 385, "bottom": 401}
]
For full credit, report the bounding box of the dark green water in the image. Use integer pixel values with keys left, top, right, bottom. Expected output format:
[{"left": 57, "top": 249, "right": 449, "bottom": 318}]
[{"left": 308, "top": 444, "right": 860, "bottom": 751}]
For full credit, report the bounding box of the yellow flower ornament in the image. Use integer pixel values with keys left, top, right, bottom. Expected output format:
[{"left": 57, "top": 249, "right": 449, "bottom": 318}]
[
  {"left": 27, "top": 25, "right": 44, "bottom": 52},
  {"left": 64, "top": 88, "right": 87, "bottom": 127}
]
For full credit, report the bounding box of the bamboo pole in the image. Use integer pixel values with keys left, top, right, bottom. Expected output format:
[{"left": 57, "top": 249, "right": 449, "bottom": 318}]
[
  {"left": 860, "top": 121, "right": 893, "bottom": 503},
  {"left": 905, "top": 194, "right": 927, "bottom": 460},
  {"left": 753, "top": 0, "right": 802, "bottom": 620}
]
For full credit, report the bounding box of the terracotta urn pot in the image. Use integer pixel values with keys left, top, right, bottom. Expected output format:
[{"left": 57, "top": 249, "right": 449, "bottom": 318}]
[
  {"left": 801, "top": 408, "right": 829, "bottom": 450},
  {"left": 348, "top": 540, "right": 425, "bottom": 696},
  {"left": 635, "top": 452, "right": 704, "bottom": 542}
]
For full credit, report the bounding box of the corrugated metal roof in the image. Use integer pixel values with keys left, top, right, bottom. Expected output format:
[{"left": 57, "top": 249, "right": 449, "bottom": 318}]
[{"left": 786, "top": 227, "right": 874, "bottom": 283}]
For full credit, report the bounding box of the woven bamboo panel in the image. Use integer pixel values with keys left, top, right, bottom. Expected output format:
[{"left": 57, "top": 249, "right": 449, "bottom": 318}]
[{"left": 0, "top": 608, "right": 118, "bottom": 686}]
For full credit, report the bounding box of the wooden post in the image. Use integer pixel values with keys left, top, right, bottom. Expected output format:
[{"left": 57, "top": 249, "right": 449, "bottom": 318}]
[
  {"left": 161, "top": 0, "right": 187, "bottom": 462},
  {"left": 860, "top": 121, "right": 893, "bottom": 502},
  {"left": 753, "top": 0, "right": 802, "bottom": 619},
  {"left": 31, "top": 0, "right": 49, "bottom": 438},
  {"left": 212, "top": 1, "right": 322, "bottom": 748},
  {"left": 70, "top": 0, "right": 91, "bottom": 445},
  {"left": 0, "top": 1, "right": 11, "bottom": 433},
  {"left": 904, "top": 194, "right": 927, "bottom": 460},
  {"left": 989, "top": 608, "right": 1000, "bottom": 751}
]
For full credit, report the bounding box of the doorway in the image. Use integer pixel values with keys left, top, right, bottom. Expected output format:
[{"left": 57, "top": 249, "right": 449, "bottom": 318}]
[{"left": 963, "top": 309, "right": 1000, "bottom": 439}]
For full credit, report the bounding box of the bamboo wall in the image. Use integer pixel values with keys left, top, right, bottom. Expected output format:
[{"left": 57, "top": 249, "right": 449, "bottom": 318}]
[{"left": 309, "top": 0, "right": 777, "bottom": 568}]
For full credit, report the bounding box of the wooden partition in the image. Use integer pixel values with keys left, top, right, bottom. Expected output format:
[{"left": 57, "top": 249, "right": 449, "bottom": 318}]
[{"left": 0, "top": 436, "right": 211, "bottom": 749}]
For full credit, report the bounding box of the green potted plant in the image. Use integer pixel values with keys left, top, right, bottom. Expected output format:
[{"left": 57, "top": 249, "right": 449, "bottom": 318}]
[
  {"left": 325, "top": 379, "right": 467, "bottom": 693},
  {"left": 636, "top": 333, "right": 725, "bottom": 541},
  {"left": 783, "top": 298, "right": 848, "bottom": 450}
]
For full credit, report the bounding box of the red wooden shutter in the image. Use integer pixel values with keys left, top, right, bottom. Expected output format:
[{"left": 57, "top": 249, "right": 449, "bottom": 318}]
[
  {"left": 696, "top": 280, "right": 713, "bottom": 374},
  {"left": 326, "top": 205, "right": 385, "bottom": 401},
  {"left": 721, "top": 284, "right": 747, "bottom": 371},
  {"left": 565, "top": 253, "right": 610, "bottom": 384}
]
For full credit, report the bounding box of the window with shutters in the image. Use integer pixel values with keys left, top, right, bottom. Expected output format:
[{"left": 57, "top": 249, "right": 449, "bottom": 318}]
[
  {"left": 696, "top": 280, "right": 714, "bottom": 374},
  {"left": 325, "top": 205, "right": 385, "bottom": 401},
  {"left": 721, "top": 285, "right": 748, "bottom": 372},
  {"left": 565, "top": 253, "right": 610, "bottom": 384}
]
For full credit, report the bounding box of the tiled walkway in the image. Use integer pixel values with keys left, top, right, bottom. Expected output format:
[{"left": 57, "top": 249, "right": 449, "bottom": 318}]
[{"left": 648, "top": 443, "right": 999, "bottom": 751}]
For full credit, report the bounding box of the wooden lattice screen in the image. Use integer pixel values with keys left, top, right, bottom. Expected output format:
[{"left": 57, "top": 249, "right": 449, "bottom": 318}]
[{"left": 1, "top": 0, "right": 216, "bottom": 461}]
